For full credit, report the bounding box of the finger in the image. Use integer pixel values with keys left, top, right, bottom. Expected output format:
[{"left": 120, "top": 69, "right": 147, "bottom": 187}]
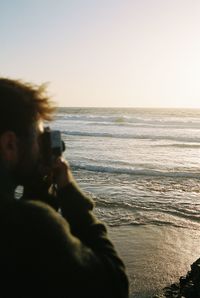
[{"left": 52, "top": 157, "right": 70, "bottom": 170}]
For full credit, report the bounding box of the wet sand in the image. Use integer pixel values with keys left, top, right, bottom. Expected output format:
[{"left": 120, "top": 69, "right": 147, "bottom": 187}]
[{"left": 109, "top": 225, "right": 200, "bottom": 298}]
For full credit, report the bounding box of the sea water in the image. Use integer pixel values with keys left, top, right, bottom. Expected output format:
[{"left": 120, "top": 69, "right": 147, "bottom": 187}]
[{"left": 50, "top": 107, "right": 200, "bottom": 297}]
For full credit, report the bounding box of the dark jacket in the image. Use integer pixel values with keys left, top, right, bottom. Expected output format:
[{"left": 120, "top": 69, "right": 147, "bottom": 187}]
[{"left": 0, "top": 181, "right": 129, "bottom": 298}]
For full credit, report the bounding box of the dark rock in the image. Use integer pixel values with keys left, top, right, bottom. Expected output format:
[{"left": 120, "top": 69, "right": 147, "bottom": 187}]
[
  {"left": 180, "top": 276, "right": 187, "bottom": 287},
  {"left": 153, "top": 257, "right": 200, "bottom": 297}
]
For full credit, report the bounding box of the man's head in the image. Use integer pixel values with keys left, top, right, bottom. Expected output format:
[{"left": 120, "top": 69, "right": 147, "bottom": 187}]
[{"left": 0, "top": 78, "right": 55, "bottom": 185}]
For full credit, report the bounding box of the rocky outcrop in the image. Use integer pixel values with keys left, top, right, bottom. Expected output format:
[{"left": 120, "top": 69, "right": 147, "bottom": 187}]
[{"left": 153, "top": 258, "right": 200, "bottom": 298}]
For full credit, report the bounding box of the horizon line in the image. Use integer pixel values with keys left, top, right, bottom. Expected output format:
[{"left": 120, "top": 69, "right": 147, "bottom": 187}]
[{"left": 57, "top": 106, "right": 200, "bottom": 110}]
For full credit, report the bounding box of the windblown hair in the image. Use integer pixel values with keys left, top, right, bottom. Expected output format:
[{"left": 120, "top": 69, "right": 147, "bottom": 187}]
[{"left": 0, "top": 78, "right": 55, "bottom": 136}]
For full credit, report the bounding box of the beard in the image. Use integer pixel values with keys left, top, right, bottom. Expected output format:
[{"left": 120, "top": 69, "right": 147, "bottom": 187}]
[
  {"left": 13, "top": 160, "right": 40, "bottom": 186},
  {"left": 12, "top": 135, "right": 42, "bottom": 186},
  {"left": 13, "top": 154, "right": 41, "bottom": 186}
]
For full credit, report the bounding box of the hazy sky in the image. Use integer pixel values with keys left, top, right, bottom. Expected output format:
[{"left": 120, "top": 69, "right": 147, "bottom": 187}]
[{"left": 1, "top": 0, "right": 200, "bottom": 108}]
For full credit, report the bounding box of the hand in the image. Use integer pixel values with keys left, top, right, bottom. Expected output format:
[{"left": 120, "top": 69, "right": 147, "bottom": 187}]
[
  {"left": 22, "top": 157, "right": 73, "bottom": 200},
  {"left": 52, "top": 157, "right": 74, "bottom": 189},
  {"left": 22, "top": 164, "right": 53, "bottom": 200}
]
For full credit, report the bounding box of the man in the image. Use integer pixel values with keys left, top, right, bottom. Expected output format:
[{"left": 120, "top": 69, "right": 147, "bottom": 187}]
[{"left": 0, "top": 78, "right": 129, "bottom": 298}]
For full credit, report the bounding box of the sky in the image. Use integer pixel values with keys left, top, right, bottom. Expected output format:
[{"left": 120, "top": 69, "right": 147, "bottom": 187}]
[{"left": 1, "top": 0, "right": 200, "bottom": 108}]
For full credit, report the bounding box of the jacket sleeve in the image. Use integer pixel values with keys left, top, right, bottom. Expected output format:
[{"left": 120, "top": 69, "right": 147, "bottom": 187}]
[{"left": 55, "top": 181, "right": 129, "bottom": 298}]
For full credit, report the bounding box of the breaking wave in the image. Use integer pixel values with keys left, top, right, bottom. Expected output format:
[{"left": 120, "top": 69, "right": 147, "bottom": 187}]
[
  {"left": 62, "top": 130, "right": 200, "bottom": 143},
  {"left": 71, "top": 163, "right": 200, "bottom": 179}
]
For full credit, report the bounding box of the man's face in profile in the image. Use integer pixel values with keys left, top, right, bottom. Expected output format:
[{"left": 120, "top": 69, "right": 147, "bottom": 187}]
[{"left": 13, "top": 121, "right": 44, "bottom": 185}]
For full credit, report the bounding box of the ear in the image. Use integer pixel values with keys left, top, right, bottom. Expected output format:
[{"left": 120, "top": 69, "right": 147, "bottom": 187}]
[{"left": 0, "top": 131, "right": 19, "bottom": 163}]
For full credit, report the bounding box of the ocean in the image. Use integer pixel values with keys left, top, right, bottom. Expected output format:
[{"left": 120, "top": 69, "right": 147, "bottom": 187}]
[{"left": 50, "top": 107, "right": 200, "bottom": 297}]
